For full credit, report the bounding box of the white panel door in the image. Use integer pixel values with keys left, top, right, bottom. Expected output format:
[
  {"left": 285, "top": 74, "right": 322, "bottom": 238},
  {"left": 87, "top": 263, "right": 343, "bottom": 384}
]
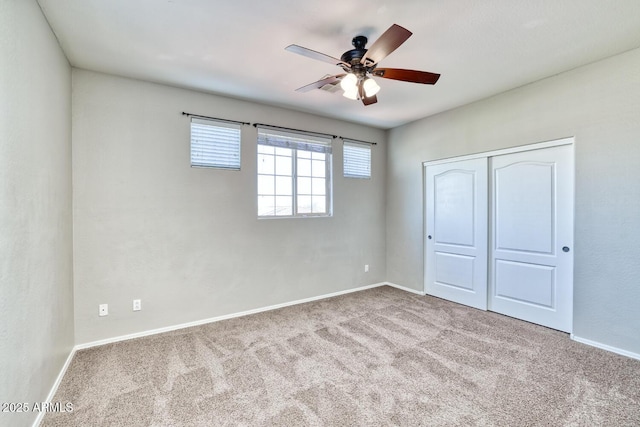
[
  {"left": 425, "top": 158, "right": 488, "bottom": 310},
  {"left": 489, "top": 144, "right": 574, "bottom": 332}
]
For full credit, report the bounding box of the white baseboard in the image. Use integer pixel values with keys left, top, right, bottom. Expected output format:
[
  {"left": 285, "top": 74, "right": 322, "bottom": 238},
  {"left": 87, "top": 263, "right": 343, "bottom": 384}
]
[
  {"left": 40, "top": 284, "right": 640, "bottom": 427},
  {"left": 388, "top": 283, "right": 640, "bottom": 361},
  {"left": 76, "top": 282, "right": 389, "bottom": 350},
  {"left": 384, "top": 281, "right": 426, "bottom": 296},
  {"left": 32, "top": 347, "right": 77, "bottom": 427},
  {"left": 570, "top": 334, "right": 640, "bottom": 361},
  {"left": 35, "top": 280, "right": 423, "bottom": 426},
  {"left": 35, "top": 282, "right": 402, "bottom": 424}
]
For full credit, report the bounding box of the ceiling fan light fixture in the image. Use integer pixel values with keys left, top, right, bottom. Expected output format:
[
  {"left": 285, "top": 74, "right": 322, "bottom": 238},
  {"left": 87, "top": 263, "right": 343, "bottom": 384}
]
[
  {"left": 363, "top": 77, "right": 380, "bottom": 97},
  {"left": 340, "top": 73, "right": 358, "bottom": 91},
  {"left": 343, "top": 88, "right": 358, "bottom": 100}
]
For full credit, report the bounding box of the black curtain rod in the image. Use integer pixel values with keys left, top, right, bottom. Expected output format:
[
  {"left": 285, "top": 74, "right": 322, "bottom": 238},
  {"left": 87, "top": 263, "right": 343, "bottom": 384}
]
[
  {"left": 252, "top": 123, "right": 376, "bottom": 145},
  {"left": 184, "top": 115, "right": 376, "bottom": 146},
  {"left": 182, "top": 111, "right": 250, "bottom": 126},
  {"left": 341, "top": 137, "right": 377, "bottom": 146},
  {"left": 253, "top": 123, "right": 337, "bottom": 140}
]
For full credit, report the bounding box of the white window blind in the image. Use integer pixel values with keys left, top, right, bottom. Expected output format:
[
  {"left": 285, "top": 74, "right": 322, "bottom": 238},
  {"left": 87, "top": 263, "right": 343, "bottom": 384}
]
[
  {"left": 343, "top": 140, "right": 371, "bottom": 178},
  {"left": 257, "top": 128, "right": 332, "bottom": 153},
  {"left": 190, "top": 117, "right": 241, "bottom": 169}
]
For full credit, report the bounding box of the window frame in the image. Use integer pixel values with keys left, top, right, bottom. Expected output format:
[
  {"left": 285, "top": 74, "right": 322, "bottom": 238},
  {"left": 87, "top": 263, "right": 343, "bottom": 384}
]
[{"left": 257, "top": 129, "right": 333, "bottom": 219}]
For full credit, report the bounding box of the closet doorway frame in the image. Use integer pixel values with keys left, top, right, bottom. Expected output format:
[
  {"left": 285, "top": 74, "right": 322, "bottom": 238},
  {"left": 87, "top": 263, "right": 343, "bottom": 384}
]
[{"left": 422, "top": 137, "right": 575, "bottom": 329}]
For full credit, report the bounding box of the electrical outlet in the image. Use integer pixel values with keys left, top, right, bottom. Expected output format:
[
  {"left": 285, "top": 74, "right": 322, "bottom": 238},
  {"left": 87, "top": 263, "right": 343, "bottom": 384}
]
[
  {"left": 133, "top": 299, "right": 141, "bottom": 311},
  {"left": 99, "top": 304, "right": 108, "bottom": 316},
  {"left": 364, "top": 264, "right": 369, "bottom": 272}
]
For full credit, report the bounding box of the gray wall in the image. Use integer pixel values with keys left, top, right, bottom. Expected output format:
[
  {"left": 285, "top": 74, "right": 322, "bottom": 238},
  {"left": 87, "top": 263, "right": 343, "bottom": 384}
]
[
  {"left": 0, "top": 1, "right": 74, "bottom": 426},
  {"left": 387, "top": 47, "right": 640, "bottom": 355},
  {"left": 72, "top": 70, "right": 387, "bottom": 344},
  {"left": 3, "top": 7, "right": 637, "bottom": 421}
]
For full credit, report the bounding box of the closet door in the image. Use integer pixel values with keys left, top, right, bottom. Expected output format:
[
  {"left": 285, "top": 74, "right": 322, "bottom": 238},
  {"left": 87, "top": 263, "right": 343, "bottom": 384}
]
[
  {"left": 489, "top": 145, "right": 574, "bottom": 332},
  {"left": 425, "top": 158, "right": 488, "bottom": 310}
]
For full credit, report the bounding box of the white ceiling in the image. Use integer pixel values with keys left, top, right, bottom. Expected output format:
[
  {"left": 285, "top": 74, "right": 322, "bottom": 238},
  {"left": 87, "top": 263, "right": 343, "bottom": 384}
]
[{"left": 38, "top": 0, "right": 640, "bottom": 129}]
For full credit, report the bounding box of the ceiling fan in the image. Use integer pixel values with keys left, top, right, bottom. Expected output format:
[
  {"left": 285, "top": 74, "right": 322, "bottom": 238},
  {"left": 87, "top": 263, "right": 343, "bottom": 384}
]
[{"left": 285, "top": 24, "right": 440, "bottom": 106}]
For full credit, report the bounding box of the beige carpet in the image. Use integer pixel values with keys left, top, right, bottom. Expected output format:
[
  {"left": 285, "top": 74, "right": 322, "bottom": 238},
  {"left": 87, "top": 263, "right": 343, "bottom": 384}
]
[{"left": 42, "top": 286, "right": 640, "bottom": 426}]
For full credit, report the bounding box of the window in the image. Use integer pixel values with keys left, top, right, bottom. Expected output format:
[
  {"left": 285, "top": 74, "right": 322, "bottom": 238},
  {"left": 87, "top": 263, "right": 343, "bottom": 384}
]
[
  {"left": 190, "top": 117, "right": 241, "bottom": 169},
  {"left": 257, "top": 128, "right": 332, "bottom": 217},
  {"left": 343, "top": 140, "right": 371, "bottom": 178}
]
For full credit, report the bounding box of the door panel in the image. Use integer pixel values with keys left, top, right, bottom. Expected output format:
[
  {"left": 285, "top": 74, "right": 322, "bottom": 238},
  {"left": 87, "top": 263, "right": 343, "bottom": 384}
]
[
  {"left": 434, "top": 171, "right": 475, "bottom": 246},
  {"left": 434, "top": 252, "right": 475, "bottom": 291},
  {"left": 489, "top": 145, "right": 573, "bottom": 332},
  {"left": 425, "top": 158, "right": 488, "bottom": 310},
  {"left": 495, "top": 163, "right": 554, "bottom": 253},
  {"left": 494, "top": 260, "right": 554, "bottom": 308}
]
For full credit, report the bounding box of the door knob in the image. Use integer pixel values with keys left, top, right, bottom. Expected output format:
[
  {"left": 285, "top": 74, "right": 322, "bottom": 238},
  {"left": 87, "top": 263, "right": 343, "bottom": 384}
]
[
  {"left": 562, "top": 246, "right": 570, "bottom": 252},
  {"left": 427, "top": 235, "right": 432, "bottom": 240}
]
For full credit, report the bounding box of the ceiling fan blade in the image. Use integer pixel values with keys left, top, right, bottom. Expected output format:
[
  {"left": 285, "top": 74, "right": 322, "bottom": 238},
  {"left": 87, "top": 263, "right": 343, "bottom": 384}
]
[
  {"left": 362, "top": 94, "right": 378, "bottom": 106},
  {"left": 357, "top": 80, "right": 377, "bottom": 106},
  {"left": 285, "top": 45, "right": 350, "bottom": 68},
  {"left": 360, "top": 24, "right": 412, "bottom": 66},
  {"left": 372, "top": 68, "right": 441, "bottom": 85},
  {"left": 294, "top": 74, "right": 346, "bottom": 92}
]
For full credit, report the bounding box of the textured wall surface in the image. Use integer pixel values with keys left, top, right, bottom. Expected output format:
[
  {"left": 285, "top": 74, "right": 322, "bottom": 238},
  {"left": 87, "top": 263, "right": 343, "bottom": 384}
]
[
  {"left": 72, "top": 70, "right": 387, "bottom": 344},
  {"left": 387, "top": 48, "right": 640, "bottom": 355},
  {"left": 4, "top": 6, "right": 638, "bottom": 425},
  {"left": 0, "top": 1, "right": 74, "bottom": 426}
]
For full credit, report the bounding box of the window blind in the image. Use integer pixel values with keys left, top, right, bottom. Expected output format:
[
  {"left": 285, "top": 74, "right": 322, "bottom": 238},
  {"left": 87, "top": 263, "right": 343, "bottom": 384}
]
[
  {"left": 190, "top": 117, "right": 241, "bottom": 169},
  {"left": 257, "top": 127, "right": 332, "bottom": 153},
  {"left": 343, "top": 140, "right": 371, "bottom": 178}
]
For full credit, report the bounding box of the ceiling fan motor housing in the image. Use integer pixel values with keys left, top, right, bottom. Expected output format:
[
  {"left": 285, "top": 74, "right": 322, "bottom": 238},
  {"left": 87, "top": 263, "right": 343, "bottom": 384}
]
[
  {"left": 352, "top": 35, "right": 367, "bottom": 50},
  {"left": 340, "top": 35, "right": 370, "bottom": 73}
]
